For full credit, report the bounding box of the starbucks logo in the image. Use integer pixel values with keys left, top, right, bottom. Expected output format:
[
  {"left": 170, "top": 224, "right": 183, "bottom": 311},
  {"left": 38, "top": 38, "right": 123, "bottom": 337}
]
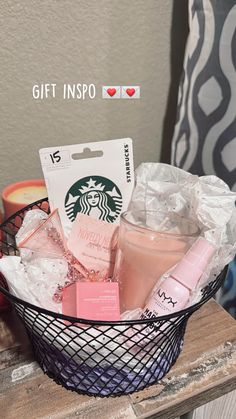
[{"left": 65, "top": 176, "right": 122, "bottom": 223}]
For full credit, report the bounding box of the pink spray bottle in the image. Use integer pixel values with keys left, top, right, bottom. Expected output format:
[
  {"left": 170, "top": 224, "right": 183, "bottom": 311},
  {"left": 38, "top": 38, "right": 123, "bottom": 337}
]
[{"left": 141, "top": 237, "right": 216, "bottom": 321}]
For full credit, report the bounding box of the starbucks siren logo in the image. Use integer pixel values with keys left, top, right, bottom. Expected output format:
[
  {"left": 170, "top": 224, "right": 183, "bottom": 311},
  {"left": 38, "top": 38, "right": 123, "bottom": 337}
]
[{"left": 65, "top": 176, "right": 122, "bottom": 222}]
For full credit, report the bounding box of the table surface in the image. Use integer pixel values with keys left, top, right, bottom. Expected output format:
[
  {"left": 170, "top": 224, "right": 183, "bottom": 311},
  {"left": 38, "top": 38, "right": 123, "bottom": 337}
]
[{"left": 0, "top": 299, "right": 236, "bottom": 419}]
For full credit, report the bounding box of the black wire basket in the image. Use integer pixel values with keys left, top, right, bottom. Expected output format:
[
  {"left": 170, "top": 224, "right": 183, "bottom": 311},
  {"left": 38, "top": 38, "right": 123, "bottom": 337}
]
[{"left": 0, "top": 198, "right": 227, "bottom": 397}]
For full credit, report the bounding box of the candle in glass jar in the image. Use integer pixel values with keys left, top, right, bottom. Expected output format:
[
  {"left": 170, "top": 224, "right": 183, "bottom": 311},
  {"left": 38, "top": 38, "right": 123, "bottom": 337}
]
[
  {"left": 113, "top": 211, "right": 199, "bottom": 312},
  {"left": 2, "top": 179, "right": 47, "bottom": 220}
]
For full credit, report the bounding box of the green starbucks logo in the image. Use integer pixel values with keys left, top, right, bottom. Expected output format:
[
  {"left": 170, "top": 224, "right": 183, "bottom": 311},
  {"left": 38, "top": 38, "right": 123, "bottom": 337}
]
[{"left": 65, "top": 176, "right": 122, "bottom": 222}]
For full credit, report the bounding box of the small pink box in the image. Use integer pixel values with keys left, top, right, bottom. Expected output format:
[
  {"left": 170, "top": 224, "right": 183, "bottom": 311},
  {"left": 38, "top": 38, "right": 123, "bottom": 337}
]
[{"left": 63, "top": 282, "right": 120, "bottom": 321}]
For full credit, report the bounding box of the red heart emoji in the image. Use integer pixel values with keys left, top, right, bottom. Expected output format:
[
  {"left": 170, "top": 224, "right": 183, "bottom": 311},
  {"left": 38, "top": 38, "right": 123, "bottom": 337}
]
[
  {"left": 126, "top": 88, "right": 135, "bottom": 97},
  {"left": 107, "top": 88, "right": 116, "bottom": 97}
]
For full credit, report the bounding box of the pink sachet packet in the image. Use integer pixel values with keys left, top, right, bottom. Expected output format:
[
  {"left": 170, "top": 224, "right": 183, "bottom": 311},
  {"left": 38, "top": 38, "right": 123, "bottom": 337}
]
[{"left": 67, "top": 213, "right": 119, "bottom": 279}]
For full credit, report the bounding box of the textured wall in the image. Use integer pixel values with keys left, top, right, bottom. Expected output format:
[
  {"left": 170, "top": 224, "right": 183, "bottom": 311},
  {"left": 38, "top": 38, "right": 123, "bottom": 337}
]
[{"left": 0, "top": 0, "right": 175, "bottom": 193}]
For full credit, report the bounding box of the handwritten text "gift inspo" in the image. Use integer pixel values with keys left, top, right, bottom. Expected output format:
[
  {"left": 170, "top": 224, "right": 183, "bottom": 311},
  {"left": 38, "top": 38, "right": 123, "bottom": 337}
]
[{"left": 32, "top": 83, "right": 96, "bottom": 100}]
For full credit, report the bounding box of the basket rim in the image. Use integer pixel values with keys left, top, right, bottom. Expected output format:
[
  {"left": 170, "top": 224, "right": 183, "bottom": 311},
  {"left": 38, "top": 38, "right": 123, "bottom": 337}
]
[
  {"left": 0, "top": 198, "right": 228, "bottom": 326},
  {"left": 0, "top": 197, "right": 48, "bottom": 225},
  {"left": 0, "top": 268, "right": 227, "bottom": 326}
]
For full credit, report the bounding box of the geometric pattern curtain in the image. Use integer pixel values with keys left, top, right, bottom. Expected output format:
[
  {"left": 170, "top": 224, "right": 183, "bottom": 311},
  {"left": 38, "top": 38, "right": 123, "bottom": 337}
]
[
  {"left": 171, "top": 0, "right": 236, "bottom": 317},
  {"left": 171, "top": 0, "right": 236, "bottom": 192}
]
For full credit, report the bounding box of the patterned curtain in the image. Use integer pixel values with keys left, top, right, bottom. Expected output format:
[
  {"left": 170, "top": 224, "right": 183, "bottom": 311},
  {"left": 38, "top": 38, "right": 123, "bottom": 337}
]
[{"left": 171, "top": 0, "right": 236, "bottom": 317}]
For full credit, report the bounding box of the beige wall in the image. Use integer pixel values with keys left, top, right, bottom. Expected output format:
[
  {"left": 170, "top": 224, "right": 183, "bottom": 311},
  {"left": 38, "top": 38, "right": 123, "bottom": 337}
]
[{"left": 0, "top": 0, "right": 179, "bottom": 195}]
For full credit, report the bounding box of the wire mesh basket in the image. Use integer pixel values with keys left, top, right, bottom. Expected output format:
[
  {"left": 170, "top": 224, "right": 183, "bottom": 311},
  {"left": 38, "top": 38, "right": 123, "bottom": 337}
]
[{"left": 0, "top": 198, "right": 227, "bottom": 396}]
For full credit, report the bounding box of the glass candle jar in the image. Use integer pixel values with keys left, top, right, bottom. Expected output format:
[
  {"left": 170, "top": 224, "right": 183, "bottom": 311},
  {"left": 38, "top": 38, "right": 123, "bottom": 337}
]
[
  {"left": 113, "top": 210, "right": 200, "bottom": 313},
  {"left": 2, "top": 179, "right": 47, "bottom": 220}
]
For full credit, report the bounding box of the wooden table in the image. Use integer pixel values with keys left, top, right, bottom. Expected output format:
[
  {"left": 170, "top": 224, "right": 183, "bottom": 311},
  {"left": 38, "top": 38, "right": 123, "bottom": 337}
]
[{"left": 0, "top": 300, "right": 236, "bottom": 419}]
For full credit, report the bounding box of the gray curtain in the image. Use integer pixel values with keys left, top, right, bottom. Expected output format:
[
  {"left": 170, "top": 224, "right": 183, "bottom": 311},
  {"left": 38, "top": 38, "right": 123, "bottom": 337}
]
[
  {"left": 171, "top": 0, "right": 236, "bottom": 191},
  {"left": 171, "top": 0, "right": 236, "bottom": 316}
]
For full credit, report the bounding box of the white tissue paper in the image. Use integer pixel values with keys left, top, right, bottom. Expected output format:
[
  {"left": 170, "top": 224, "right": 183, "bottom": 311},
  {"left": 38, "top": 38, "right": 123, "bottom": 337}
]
[
  {"left": 129, "top": 163, "right": 236, "bottom": 292},
  {"left": 0, "top": 255, "right": 67, "bottom": 312},
  {"left": 15, "top": 209, "right": 48, "bottom": 246},
  {"left": 0, "top": 209, "right": 68, "bottom": 312},
  {"left": 15, "top": 209, "right": 49, "bottom": 262}
]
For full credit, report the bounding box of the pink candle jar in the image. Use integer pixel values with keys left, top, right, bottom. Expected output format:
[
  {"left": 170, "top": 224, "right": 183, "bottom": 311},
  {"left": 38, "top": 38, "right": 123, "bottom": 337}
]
[
  {"left": 113, "top": 210, "right": 200, "bottom": 312},
  {"left": 2, "top": 179, "right": 47, "bottom": 220}
]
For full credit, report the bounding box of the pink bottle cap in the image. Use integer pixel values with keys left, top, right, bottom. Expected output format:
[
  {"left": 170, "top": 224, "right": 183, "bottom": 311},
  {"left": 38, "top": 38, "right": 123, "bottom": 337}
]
[{"left": 171, "top": 237, "right": 216, "bottom": 290}]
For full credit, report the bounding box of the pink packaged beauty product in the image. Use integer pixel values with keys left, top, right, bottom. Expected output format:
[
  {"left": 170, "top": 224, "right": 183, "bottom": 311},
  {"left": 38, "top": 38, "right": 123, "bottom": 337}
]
[
  {"left": 67, "top": 213, "right": 119, "bottom": 280},
  {"left": 141, "top": 237, "right": 216, "bottom": 321},
  {"left": 62, "top": 281, "right": 120, "bottom": 321}
]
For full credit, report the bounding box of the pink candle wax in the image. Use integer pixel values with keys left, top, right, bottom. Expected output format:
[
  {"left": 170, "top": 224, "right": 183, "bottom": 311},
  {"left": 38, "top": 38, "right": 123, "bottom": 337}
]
[{"left": 116, "top": 230, "right": 189, "bottom": 312}]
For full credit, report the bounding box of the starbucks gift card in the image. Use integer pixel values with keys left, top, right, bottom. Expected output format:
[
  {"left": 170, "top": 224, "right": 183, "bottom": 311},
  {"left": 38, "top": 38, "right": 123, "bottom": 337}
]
[{"left": 39, "top": 139, "right": 134, "bottom": 235}]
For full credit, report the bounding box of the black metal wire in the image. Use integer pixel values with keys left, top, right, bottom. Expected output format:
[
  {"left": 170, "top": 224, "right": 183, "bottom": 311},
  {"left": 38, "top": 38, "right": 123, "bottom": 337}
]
[{"left": 0, "top": 198, "right": 227, "bottom": 396}]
